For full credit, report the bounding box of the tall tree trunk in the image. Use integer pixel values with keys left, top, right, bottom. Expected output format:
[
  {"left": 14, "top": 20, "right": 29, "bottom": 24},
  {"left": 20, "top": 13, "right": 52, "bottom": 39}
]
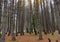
[
  {"left": 20, "top": 0, "right": 25, "bottom": 35},
  {"left": 10, "top": 0, "right": 16, "bottom": 40},
  {"left": 54, "top": 0, "right": 60, "bottom": 34},
  {"left": 0, "top": 0, "right": 2, "bottom": 37},
  {"left": 34, "top": 0, "right": 43, "bottom": 39},
  {"left": 17, "top": 0, "right": 21, "bottom": 34},
  {"left": 28, "top": 0, "right": 33, "bottom": 34},
  {"left": 0, "top": 0, "right": 8, "bottom": 42}
]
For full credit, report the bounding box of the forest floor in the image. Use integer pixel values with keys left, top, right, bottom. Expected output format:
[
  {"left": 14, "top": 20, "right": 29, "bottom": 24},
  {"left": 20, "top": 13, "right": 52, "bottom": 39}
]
[{"left": 5, "top": 31, "right": 60, "bottom": 42}]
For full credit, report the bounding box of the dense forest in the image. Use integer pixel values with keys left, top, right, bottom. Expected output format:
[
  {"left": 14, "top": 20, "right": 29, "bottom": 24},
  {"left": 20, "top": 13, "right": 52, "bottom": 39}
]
[{"left": 0, "top": 0, "right": 60, "bottom": 42}]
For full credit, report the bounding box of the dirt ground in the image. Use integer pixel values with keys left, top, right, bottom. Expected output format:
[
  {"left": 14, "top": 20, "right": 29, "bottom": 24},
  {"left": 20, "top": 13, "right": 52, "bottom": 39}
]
[{"left": 5, "top": 31, "right": 60, "bottom": 42}]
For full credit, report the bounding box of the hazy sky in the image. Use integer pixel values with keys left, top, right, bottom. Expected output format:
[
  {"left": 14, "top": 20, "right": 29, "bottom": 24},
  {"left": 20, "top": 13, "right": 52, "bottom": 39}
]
[
  {"left": 25, "top": 0, "right": 34, "bottom": 6},
  {"left": 8, "top": 0, "right": 34, "bottom": 7}
]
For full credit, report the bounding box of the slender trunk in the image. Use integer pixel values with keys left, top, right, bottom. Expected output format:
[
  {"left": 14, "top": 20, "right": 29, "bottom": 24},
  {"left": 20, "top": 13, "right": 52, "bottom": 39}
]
[
  {"left": 10, "top": 0, "right": 16, "bottom": 40},
  {"left": 0, "top": 0, "right": 2, "bottom": 37}
]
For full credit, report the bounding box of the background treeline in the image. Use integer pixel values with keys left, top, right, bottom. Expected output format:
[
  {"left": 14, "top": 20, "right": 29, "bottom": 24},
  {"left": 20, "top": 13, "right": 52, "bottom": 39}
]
[{"left": 0, "top": 0, "right": 60, "bottom": 42}]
